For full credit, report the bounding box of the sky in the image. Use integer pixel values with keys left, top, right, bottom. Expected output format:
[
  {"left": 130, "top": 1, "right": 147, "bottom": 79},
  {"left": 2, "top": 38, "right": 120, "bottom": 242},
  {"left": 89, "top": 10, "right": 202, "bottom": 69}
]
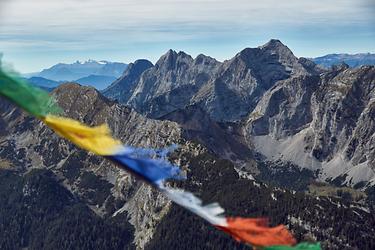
[{"left": 0, "top": 0, "right": 374, "bottom": 73}]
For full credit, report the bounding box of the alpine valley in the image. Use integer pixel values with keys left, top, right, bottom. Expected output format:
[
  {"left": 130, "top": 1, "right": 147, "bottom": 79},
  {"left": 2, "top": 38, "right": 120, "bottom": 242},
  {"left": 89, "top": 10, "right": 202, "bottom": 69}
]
[{"left": 0, "top": 40, "right": 374, "bottom": 250}]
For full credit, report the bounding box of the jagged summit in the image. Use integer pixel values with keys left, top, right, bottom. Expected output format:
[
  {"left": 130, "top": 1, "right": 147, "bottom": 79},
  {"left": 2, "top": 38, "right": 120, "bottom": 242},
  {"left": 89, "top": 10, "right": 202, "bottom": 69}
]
[
  {"left": 103, "top": 40, "right": 320, "bottom": 122},
  {"left": 237, "top": 39, "right": 300, "bottom": 70},
  {"left": 155, "top": 49, "right": 193, "bottom": 70},
  {"left": 53, "top": 83, "right": 115, "bottom": 119},
  {"left": 156, "top": 50, "right": 220, "bottom": 68},
  {"left": 260, "top": 39, "right": 287, "bottom": 49},
  {"left": 119, "top": 59, "right": 154, "bottom": 82},
  {"left": 101, "top": 40, "right": 375, "bottom": 190},
  {"left": 260, "top": 39, "right": 296, "bottom": 58}
]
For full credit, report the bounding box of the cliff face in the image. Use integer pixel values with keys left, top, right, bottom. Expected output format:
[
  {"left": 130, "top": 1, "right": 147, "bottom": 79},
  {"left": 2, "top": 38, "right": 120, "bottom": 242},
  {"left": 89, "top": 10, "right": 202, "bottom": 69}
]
[
  {"left": 102, "top": 59, "right": 154, "bottom": 104},
  {"left": 104, "top": 40, "right": 320, "bottom": 122},
  {"left": 103, "top": 40, "right": 375, "bottom": 189},
  {"left": 246, "top": 65, "right": 375, "bottom": 187},
  {"left": 190, "top": 39, "right": 320, "bottom": 122},
  {"left": 127, "top": 51, "right": 221, "bottom": 119}
]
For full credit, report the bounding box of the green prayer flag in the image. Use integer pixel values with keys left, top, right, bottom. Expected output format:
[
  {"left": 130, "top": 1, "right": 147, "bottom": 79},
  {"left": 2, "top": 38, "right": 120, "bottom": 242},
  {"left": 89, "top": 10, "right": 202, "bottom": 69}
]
[
  {"left": 263, "top": 242, "right": 321, "bottom": 250},
  {"left": 0, "top": 68, "right": 61, "bottom": 117}
]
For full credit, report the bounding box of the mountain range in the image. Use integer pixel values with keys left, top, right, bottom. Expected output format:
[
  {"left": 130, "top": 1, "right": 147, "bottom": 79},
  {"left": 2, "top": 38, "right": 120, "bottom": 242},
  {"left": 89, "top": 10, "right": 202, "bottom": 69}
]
[
  {"left": 1, "top": 40, "right": 374, "bottom": 249},
  {"left": 22, "top": 53, "right": 375, "bottom": 92},
  {"left": 313, "top": 53, "right": 375, "bottom": 68},
  {"left": 103, "top": 39, "right": 375, "bottom": 191},
  {"left": 25, "top": 60, "right": 127, "bottom": 90}
]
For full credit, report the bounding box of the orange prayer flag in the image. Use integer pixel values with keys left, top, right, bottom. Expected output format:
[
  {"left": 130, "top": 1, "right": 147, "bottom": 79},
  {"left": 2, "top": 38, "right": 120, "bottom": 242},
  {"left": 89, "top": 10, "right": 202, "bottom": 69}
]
[{"left": 217, "top": 217, "right": 296, "bottom": 247}]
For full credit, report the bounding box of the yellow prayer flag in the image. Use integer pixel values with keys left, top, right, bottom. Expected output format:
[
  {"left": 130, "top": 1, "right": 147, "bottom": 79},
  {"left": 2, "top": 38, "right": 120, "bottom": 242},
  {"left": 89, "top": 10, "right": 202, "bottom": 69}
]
[{"left": 42, "top": 115, "right": 122, "bottom": 155}]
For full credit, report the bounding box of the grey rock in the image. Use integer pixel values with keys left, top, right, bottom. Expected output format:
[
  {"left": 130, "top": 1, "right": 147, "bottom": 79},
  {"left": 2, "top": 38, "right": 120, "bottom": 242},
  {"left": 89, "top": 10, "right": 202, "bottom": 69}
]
[
  {"left": 246, "top": 66, "right": 375, "bottom": 186},
  {"left": 127, "top": 50, "right": 221, "bottom": 118},
  {"left": 104, "top": 39, "right": 320, "bottom": 122}
]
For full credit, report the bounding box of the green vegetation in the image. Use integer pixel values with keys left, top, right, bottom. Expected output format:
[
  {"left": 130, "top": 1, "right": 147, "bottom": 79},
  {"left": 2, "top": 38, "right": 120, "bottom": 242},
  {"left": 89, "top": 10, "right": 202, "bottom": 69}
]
[
  {"left": 147, "top": 151, "right": 375, "bottom": 250},
  {"left": 307, "top": 182, "right": 367, "bottom": 202},
  {"left": 0, "top": 168, "right": 134, "bottom": 250},
  {"left": 256, "top": 158, "right": 316, "bottom": 191}
]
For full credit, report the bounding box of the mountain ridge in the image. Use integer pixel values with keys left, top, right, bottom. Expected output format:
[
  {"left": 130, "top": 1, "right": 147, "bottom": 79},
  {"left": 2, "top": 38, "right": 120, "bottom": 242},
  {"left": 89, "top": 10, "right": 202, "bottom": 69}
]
[
  {"left": 102, "top": 39, "right": 375, "bottom": 190},
  {"left": 24, "top": 60, "right": 128, "bottom": 90},
  {"left": 104, "top": 39, "right": 320, "bottom": 121},
  {"left": 34, "top": 59, "right": 127, "bottom": 81},
  {"left": 313, "top": 53, "right": 375, "bottom": 68}
]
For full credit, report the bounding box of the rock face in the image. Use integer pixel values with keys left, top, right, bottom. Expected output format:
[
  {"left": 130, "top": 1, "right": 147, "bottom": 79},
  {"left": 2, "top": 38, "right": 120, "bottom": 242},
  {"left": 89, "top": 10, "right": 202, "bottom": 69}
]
[
  {"left": 127, "top": 51, "right": 221, "bottom": 119},
  {"left": 103, "top": 39, "right": 321, "bottom": 122},
  {"left": 246, "top": 65, "right": 375, "bottom": 187},
  {"left": 191, "top": 39, "right": 320, "bottom": 121},
  {"left": 102, "top": 59, "right": 154, "bottom": 103},
  {"left": 161, "top": 104, "right": 253, "bottom": 162},
  {"left": 103, "top": 39, "right": 375, "bottom": 188}
]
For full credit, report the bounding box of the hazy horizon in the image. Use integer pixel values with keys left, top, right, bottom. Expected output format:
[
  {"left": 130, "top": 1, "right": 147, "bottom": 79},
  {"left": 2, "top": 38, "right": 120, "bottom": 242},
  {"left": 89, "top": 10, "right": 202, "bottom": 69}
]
[{"left": 0, "top": 0, "right": 374, "bottom": 73}]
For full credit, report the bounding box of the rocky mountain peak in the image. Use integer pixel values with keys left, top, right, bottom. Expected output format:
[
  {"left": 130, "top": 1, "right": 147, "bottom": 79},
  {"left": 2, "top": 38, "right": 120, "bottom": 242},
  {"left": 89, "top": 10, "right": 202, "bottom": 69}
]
[
  {"left": 236, "top": 39, "right": 301, "bottom": 68},
  {"left": 260, "top": 39, "right": 290, "bottom": 50},
  {"left": 131, "top": 59, "right": 154, "bottom": 70},
  {"left": 260, "top": 39, "right": 296, "bottom": 59},
  {"left": 52, "top": 83, "right": 118, "bottom": 123},
  {"left": 189, "top": 40, "right": 316, "bottom": 122},
  {"left": 53, "top": 82, "right": 103, "bottom": 100},
  {"left": 231, "top": 39, "right": 307, "bottom": 77},
  {"left": 155, "top": 49, "right": 193, "bottom": 70},
  {"left": 118, "top": 59, "right": 153, "bottom": 82}
]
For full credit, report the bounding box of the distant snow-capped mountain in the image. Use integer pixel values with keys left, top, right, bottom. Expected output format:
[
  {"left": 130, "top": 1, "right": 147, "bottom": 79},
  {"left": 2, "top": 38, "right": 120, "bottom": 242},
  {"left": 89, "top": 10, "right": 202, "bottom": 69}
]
[
  {"left": 24, "top": 59, "right": 127, "bottom": 90},
  {"left": 313, "top": 53, "right": 375, "bottom": 68},
  {"left": 28, "top": 59, "right": 127, "bottom": 82}
]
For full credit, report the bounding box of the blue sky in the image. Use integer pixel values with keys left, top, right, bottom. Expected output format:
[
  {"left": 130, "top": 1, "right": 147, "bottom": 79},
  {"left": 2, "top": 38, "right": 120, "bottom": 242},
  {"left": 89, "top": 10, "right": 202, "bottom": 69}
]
[{"left": 0, "top": 0, "right": 374, "bottom": 73}]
